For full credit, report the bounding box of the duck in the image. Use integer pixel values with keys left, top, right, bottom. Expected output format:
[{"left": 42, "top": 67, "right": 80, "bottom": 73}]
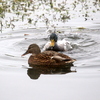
[
  {"left": 43, "top": 33, "right": 72, "bottom": 51},
  {"left": 22, "top": 44, "right": 76, "bottom": 67}
]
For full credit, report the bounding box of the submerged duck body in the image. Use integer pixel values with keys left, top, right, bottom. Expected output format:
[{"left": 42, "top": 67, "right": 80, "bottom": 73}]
[
  {"left": 22, "top": 44, "right": 76, "bottom": 67},
  {"left": 43, "top": 33, "right": 72, "bottom": 51}
]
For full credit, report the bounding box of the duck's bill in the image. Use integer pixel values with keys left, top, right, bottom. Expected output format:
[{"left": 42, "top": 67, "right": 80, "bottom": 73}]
[
  {"left": 21, "top": 51, "right": 29, "bottom": 56},
  {"left": 50, "top": 39, "right": 55, "bottom": 46}
]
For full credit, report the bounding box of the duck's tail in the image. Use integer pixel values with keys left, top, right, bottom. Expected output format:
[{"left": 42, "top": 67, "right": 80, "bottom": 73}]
[{"left": 65, "top": 59, "right": 76, "bottom": 64}]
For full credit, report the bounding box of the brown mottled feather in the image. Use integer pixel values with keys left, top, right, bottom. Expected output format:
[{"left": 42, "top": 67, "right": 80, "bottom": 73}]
[
  {"left": 28, "top": 51, "right": 75, "bottom": 67},
  {"left": 22, "top": 44, "right": 76, "bottom": 67}
]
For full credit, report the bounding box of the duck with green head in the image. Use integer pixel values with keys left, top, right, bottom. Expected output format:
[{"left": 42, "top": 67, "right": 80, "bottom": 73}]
[
  {"left": 22, "top": 44, "right": 76, "bottom": 67},
  {"left": 43, "top": 33, "right": 72, "bottom": 51}
]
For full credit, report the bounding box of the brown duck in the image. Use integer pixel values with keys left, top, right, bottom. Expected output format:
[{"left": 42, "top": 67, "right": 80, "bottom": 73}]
[{"left": 22, "top": 44, "right": 76, "bottom": 67}]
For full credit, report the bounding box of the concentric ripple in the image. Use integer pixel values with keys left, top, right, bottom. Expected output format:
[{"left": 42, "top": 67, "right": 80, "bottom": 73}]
[{"left": 0, "top": 28, "right": 100, "bottom": 68}]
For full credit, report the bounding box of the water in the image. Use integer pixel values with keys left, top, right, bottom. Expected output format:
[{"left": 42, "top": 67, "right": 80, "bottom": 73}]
[{"left": 0, "top": 26, "right": 100, "bottom": 100}]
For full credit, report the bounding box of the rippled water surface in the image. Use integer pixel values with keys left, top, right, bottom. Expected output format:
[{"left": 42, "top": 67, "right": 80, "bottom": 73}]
[{"left": 0, "top": 27, "right": 100, "bottom": 100}]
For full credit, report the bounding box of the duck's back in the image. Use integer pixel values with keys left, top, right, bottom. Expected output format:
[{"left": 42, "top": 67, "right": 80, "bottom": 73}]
[{"left": 28, "top": 51, "right": 74, "bottom": 67}]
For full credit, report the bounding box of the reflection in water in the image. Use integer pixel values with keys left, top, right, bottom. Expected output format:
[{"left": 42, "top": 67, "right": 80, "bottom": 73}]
[{"left": 27, "top": 65, "right": 76, "bottom": 80}]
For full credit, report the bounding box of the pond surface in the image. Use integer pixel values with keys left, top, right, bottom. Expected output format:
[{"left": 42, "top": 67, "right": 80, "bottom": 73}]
[{"left": 0, "top": 26, "right": 100, "bottom": 100}]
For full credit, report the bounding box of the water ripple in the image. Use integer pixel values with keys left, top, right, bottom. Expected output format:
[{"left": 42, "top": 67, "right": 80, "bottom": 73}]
[{"left": 0, "top": 28, "right": 100, "bottom": 68}]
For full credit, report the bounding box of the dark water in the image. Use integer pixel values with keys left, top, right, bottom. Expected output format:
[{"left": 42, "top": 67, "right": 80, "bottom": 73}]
[{"left": 0, "top": 27, "right": 100, "bottom": 100}]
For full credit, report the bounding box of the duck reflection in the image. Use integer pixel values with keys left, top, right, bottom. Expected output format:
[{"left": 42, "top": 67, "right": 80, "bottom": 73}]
[{"left": 27, "top": 65, "right": 76, "bottom": 80}]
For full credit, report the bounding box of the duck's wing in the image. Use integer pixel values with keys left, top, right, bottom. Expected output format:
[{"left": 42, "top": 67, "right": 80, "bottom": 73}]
[
  {"left": 51, "top": 55, "right": 71, "bottom": 61},
  {"left": 57, "top": 39, "right": 72, "bottom": 51},
  {"left": 28, "top": 51, "right": 76, "bottom": 66}
]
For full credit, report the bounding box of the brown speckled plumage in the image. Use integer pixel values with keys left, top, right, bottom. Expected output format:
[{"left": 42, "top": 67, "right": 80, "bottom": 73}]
[{"left": 22, "top": 44, "right": 76, "bottom": 67}]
